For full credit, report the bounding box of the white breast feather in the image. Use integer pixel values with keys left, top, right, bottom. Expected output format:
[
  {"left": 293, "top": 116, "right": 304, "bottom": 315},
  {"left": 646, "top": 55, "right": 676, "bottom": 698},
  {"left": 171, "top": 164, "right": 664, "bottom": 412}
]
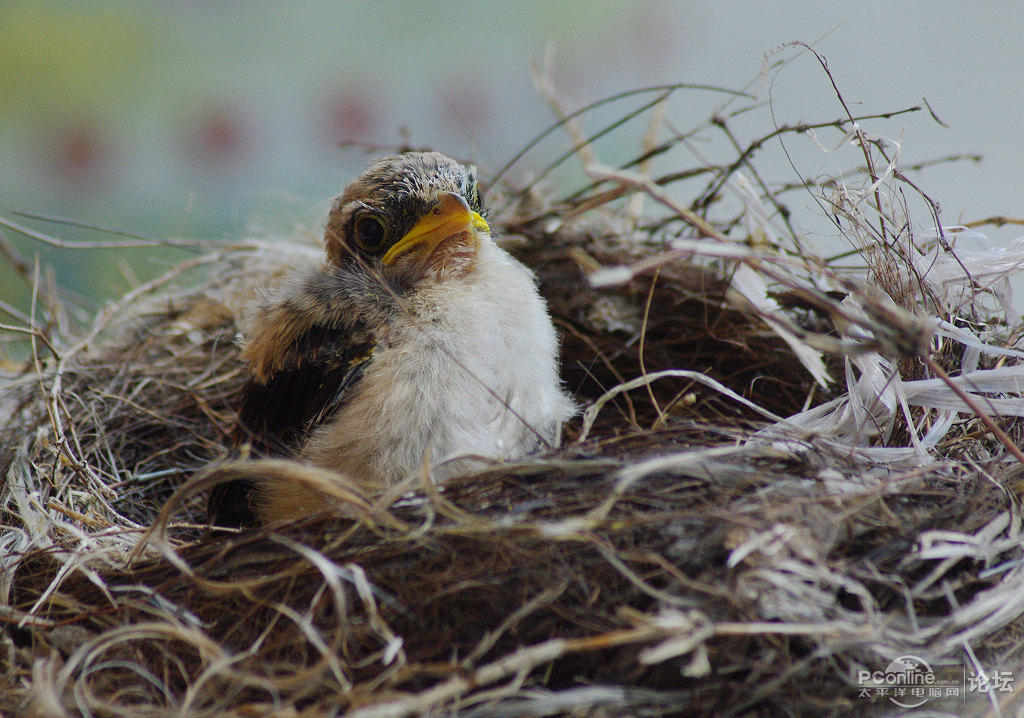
[{"left": 297, "top": 237, "right": 575, "bottom": 491}]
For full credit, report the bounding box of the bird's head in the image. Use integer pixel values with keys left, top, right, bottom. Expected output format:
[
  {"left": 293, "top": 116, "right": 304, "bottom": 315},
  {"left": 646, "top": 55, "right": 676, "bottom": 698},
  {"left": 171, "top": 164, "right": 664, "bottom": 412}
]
[{"left": 324, "top": 152, "right": 490, "bottom": 286}]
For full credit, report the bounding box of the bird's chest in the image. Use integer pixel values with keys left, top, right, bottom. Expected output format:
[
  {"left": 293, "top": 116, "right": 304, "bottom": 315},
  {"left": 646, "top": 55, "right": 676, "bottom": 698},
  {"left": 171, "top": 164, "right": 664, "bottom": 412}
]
[
  {"left": 370, "top": 292, "right": 507, "bottom": 420},
  {"left": 299, "top": 255, "right": 563, "bottom": 487}
]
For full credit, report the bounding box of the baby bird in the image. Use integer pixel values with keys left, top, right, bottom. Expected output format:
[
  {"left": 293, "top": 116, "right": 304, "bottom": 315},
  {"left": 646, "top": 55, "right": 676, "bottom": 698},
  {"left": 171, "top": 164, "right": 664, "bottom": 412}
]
[{"left": 209, "top": 152, "right": 574, "bottom": 526}]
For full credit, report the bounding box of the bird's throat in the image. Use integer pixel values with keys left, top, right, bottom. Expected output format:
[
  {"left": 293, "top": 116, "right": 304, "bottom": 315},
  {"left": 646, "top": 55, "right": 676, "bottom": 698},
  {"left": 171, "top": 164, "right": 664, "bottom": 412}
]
[{"left": 422, "top": 230, "right": 480, "bottom": 282}]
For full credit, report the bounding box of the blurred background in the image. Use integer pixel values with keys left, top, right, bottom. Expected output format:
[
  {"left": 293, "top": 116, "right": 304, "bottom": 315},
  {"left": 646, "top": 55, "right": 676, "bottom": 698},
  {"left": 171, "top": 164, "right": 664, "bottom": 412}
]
[{"left": 2, "top": 1, "right": 1023, "bottom": 325}]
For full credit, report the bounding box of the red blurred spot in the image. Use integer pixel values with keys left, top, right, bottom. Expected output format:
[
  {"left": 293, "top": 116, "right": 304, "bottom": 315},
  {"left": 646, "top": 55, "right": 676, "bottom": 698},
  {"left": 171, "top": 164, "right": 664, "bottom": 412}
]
[
  {"left": 623, "top": 7, "right": 675, "bottom": 66},
  {"left": 323, "top": 90, "right": 379, "bottom": 142},
  {"left": 51, "top": 120, "right": 108, "bottom": 177},
  {"left": 441, "top": 83, "right": 491, "bottom": 128},
  {"left": 189, "top": 105, "right": 248, "bottom": 165}
]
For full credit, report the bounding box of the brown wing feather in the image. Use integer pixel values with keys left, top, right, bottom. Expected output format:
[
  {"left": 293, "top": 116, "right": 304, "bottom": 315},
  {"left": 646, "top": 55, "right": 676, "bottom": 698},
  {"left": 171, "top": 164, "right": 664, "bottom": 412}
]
[{"left": 208, "top": 324, "right": 372, "bottom": 527}]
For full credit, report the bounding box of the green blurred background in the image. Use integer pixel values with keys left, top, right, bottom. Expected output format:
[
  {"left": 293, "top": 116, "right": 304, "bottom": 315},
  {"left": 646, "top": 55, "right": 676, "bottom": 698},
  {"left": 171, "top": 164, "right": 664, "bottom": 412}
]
[{"left": 2, "top": 1, "right": 1023, "bottom": 333}]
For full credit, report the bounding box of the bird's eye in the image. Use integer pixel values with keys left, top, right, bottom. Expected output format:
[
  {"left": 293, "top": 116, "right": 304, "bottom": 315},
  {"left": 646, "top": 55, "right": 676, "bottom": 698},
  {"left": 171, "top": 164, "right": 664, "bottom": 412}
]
[{"left": 353, "top": 215, "right": 387, "bottom": 252}]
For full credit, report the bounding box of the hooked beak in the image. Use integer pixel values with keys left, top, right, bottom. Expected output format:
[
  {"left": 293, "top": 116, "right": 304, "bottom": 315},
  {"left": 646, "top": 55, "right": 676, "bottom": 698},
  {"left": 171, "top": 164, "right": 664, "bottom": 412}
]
[{"left": 381, "top": 193, "right": 489, "bottom": 266}]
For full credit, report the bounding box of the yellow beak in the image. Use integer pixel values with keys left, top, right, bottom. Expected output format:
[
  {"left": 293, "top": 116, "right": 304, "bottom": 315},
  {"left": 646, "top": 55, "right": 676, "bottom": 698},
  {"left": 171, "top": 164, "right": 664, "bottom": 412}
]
[{"left": 381, "top": 193, "right": 489, "bottom": 266}]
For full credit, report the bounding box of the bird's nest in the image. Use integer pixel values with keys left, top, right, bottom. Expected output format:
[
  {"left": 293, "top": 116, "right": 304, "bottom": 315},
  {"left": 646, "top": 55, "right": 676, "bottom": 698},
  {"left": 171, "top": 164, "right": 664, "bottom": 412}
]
[{"left": 4, "top": 58, "right": 1024, "bottom": 716}]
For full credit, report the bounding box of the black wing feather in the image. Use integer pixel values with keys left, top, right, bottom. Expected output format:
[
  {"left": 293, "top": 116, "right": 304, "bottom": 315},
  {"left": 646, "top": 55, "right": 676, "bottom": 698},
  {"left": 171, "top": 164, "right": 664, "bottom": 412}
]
[
  {"left": 208, "top": 324, "right": 372, "bottom": 527},
  {"left": 236, "top": 324, "right": 373, "bottom": 453}
]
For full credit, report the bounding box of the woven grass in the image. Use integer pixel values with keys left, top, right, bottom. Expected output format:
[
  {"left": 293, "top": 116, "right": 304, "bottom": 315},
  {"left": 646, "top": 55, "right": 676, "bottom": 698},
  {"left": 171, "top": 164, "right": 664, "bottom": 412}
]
[{"left": 4, "top": 52, "right": 1024, "bottom": 716}]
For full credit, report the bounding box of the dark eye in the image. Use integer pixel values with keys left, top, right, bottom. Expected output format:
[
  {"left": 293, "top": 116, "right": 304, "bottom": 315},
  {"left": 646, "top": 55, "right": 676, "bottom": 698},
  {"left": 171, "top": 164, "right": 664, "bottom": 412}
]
[{"left": 353, "top": 215, "right": 387, "bottom": 252}]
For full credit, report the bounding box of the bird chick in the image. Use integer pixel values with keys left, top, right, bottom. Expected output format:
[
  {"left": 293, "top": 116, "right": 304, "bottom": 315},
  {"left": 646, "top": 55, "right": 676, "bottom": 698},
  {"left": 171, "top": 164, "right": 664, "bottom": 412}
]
[{"left": 209, "top": 152, "right": 575, "bottom": 526}]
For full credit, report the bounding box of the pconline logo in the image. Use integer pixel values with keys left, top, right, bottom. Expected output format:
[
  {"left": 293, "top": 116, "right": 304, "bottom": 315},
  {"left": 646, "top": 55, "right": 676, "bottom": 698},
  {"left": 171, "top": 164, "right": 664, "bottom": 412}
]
[{"left": 857, "top": 655, "right": 937, "bottom": 708}]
